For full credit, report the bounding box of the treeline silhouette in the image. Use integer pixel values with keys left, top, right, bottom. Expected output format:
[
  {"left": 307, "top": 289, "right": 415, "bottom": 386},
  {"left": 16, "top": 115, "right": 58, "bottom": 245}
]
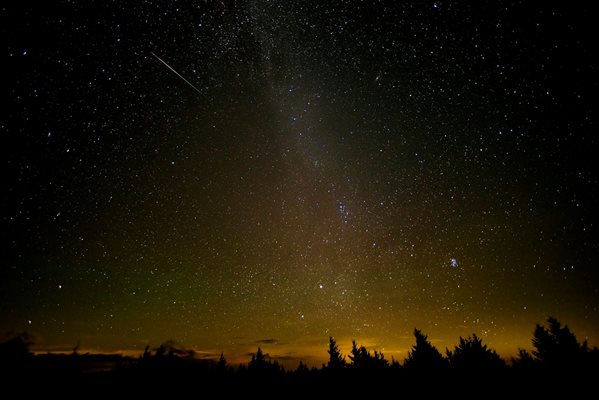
[{"left": 1, "top": 317, "right": 597, "bottom": 394}]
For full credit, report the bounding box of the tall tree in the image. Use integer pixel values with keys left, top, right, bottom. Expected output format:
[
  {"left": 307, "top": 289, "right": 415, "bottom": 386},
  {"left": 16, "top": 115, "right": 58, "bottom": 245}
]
[
  {"left": 249, "top": 347, "right": 267, "bottom": 369},
  {"left": 348, "top": 340, "right": 388, "bottom": 369},
  {"left": 327, "top": 337, "right": 346, "bottom": 369},
  {"left": 531, "top": 317, "right": 588, "bottom": 367},
  {"left": 447, "top": 334, "right": 505, "bottom": 369},
  {"left": 216, "top": 352, "right": 227, "bottom": 370},
  {"left": 404, "top": 329, "right": 446, "bottom": 370},
  {"left": 512, "top": 348, "right": 536, "bottom": 369}
]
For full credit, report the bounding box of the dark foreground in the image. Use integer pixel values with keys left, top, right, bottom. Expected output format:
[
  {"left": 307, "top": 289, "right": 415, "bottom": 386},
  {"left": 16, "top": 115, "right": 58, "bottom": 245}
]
[
  {"left": 1, "top": 356, "right": 597, "bottom": 398},
  {"left": 2, "top": 317, "right": 598, "bottom": 396}
]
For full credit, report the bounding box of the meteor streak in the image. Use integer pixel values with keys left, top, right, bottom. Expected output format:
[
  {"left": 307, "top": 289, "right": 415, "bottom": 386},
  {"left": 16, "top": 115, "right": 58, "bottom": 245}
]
[{"left": 151, "top": 52, "right": 202, "bottom": 95}]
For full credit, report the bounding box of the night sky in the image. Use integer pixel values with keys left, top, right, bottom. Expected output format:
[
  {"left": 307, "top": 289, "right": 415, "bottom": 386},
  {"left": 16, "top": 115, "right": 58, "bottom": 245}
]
[{"left": 2, "top": 1, "right": 597, "bottom": 365}]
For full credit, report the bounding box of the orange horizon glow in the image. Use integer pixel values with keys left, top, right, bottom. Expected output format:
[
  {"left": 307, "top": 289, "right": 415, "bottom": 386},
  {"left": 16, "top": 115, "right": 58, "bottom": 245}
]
[{"left": 27, "top": 316, "right": 599, "bottom": 368}]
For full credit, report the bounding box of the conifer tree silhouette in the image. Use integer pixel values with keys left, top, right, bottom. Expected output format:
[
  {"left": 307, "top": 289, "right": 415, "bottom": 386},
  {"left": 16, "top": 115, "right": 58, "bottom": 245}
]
[
  {"left": 531, "top": 317, "right": 588, "bottom": 367},
  {"left": 512, "top": 348, "right": 536, "bottom": 369},
  {"left": 348, "top": 340, "right": 388, "bottom": 369},
  {"left": 216, "top": 352, "right": 227, "bottom": 370},
  {"left": 249, "top": 347, "right": 267, "bottom": 369},
  {"left": 327, "top": 337, "right": 346, "bottom": 369},
  {"left": 404, "top": 329, "right": 446, "bottom": 370},
  {"left": 446, "top": 334, "right": 504, "bottom": 369}
]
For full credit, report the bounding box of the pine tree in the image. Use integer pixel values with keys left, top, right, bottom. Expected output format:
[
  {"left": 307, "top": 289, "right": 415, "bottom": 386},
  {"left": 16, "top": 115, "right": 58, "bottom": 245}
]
[
  {"left": 327, "top": 337, "right": 346, "bottom": 369},
  {"left": 216, "top": 352, "right": 227, "bottom": 370},
  {"left": 348, "top": 340, "right": 388, "bottom": 369},
  {"left": 512, "top": 348, "right": 536, "bottom": 368},
  {"left": 531, "top": 317, "right": 588, "bottom": 367},
  {"left": 446, "top": 333, "right": 505, "bottom": 369},
  {"left": 404, "top": 328, "right": 446, "bottom": 370}
]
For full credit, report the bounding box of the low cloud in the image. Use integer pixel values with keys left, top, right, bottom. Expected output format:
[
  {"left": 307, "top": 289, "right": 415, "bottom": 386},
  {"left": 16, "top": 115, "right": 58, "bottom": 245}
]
[
  {"left": 269, "top": 354, "right": 302, "bottom": 362},
  {"left": 194, "top": 351, "right": 221, "bottom": 360},
  {"left": 255, "top": 338, "right": 278, "bottom": 344}
]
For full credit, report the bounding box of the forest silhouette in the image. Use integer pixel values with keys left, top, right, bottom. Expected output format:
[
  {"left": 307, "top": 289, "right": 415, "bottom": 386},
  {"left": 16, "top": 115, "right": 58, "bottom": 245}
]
[{"left": 1, "top": 317, "right": 597, "bottom": 394}]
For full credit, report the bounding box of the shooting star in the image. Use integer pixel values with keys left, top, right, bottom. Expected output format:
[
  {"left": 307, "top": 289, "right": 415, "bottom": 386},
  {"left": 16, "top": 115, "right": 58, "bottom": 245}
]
[{"left": 151, "top": 52, "right": 202, "bottom": 95}]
